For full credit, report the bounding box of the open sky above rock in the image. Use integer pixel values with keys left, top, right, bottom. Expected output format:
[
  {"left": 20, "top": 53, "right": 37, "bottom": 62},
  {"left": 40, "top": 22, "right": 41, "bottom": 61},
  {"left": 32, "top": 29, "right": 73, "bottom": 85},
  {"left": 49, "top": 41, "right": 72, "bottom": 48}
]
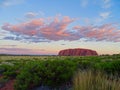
[{"left": 0, "top": 0, "right": 120, "bottom": 55}]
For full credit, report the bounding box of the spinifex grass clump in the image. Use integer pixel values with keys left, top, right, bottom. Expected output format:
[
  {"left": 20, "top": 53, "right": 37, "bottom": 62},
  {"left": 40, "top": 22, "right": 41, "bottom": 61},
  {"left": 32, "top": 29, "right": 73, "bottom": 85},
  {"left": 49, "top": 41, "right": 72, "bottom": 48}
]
[{"left": 73, "top": 70, "right": 120, "bottom": 90}]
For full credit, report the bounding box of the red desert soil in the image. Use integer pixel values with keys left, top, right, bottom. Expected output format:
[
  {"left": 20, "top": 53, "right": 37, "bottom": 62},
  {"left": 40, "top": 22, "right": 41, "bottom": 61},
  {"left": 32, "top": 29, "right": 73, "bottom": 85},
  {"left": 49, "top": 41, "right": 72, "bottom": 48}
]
[{"left": 0, "top": 79, "right": 15, "bottom": 90}]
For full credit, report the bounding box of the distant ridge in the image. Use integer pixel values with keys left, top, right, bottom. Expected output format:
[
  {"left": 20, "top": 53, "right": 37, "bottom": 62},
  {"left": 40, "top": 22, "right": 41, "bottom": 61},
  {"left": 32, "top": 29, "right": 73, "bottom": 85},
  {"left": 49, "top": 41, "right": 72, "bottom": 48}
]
[{"left": 0, "top": 54, "right": 56, "bottom": 56}]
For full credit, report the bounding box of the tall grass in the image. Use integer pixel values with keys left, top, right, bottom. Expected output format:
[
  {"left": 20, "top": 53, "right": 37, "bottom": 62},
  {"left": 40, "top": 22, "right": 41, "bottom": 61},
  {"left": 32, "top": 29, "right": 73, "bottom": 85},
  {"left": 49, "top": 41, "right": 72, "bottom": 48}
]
[{"left": 73, "top": 70, "right": 120, "bottom": 90}]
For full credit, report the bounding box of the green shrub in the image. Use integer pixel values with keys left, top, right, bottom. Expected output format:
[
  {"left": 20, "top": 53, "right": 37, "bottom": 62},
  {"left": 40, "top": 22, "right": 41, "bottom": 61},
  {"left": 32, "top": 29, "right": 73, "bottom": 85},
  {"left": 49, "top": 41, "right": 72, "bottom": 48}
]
[
  {"left": 14, "top": 60, "right": 77, "bottom": 90},
  {"left": 94, "top": 61, "right": 120, "bottom": 75},
  {"left": 0, "top": 63, "right": 21, "bottom": 79}
]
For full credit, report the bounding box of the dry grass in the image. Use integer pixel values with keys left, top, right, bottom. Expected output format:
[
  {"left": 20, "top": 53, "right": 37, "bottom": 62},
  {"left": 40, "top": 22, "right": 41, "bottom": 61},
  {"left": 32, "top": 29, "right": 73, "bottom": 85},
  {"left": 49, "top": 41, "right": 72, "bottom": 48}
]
[{"left": 73, "top": 70, "right": 120, "bottom": 90}]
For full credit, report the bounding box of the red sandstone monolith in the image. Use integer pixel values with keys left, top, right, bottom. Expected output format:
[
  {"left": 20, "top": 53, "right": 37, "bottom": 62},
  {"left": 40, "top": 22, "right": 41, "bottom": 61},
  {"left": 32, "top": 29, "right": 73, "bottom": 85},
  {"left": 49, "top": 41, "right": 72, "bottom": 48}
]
[{"left": 58, "top": 48, "right": 98, "bottom": 56}]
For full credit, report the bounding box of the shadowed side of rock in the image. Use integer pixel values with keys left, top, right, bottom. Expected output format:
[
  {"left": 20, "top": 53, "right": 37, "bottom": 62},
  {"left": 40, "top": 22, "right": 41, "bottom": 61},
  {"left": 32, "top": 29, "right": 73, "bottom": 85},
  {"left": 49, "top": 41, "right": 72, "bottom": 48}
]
[{"left": 58, "top": 48, "right": 98, "bottom": 56}]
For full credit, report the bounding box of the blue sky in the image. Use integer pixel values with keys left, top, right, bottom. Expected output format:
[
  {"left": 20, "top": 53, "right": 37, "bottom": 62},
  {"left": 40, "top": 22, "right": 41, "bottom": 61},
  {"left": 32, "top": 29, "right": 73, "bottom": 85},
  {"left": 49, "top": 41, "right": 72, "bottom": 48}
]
[{"left": 0, "top": 0, "right": 120, "bottom": 55}]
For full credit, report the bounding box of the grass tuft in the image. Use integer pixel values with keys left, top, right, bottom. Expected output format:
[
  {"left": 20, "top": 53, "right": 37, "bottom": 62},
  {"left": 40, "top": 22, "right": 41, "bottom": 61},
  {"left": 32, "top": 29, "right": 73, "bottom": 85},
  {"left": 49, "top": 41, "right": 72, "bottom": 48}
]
[{"left": 73, "top": 70, "right": 120, "bottom": 90}]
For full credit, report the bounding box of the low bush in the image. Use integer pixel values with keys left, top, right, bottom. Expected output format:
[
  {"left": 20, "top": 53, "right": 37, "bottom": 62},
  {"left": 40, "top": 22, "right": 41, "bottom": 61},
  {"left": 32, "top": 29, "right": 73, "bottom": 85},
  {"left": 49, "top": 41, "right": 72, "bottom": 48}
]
[{"left": 14, "top": 60, "right": 77, "bottom": 90}]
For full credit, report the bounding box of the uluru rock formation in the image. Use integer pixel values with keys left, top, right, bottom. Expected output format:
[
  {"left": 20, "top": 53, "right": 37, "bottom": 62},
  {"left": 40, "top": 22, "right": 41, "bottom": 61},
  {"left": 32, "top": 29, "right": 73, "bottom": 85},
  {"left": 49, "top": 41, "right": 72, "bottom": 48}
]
[{"left": 58, "top": 48, "right": 98, "bottom": 56}]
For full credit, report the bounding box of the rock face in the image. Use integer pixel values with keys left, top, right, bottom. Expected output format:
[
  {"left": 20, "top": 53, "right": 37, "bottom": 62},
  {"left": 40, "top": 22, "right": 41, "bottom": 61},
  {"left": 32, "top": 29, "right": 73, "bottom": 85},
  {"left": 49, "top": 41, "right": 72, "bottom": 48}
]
[{"left": 58, "top": 48, "right": 98, "bottom": 56}]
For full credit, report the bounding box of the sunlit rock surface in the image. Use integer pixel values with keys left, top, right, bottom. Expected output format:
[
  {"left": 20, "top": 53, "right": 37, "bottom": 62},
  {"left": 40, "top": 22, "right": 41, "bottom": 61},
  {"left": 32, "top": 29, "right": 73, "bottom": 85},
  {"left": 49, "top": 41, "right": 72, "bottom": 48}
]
[{"left": 58, "top": 48, "right": 98, "bottom": 56}]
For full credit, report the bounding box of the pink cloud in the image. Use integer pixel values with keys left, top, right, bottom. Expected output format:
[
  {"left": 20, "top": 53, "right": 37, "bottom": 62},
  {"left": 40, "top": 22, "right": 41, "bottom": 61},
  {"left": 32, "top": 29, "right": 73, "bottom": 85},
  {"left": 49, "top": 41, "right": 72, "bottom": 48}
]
[
  {"left": 2, "top": 19, "right": 44, "bottom": 36},
  {"left": 2, "top": 16, "right": 77, "bottom": 42},
  {"left": 73, "top": 24, "right": 120, "bottom": 42},
  {"left": 1, "top": 15, "right": 120, "bottom": 42}
]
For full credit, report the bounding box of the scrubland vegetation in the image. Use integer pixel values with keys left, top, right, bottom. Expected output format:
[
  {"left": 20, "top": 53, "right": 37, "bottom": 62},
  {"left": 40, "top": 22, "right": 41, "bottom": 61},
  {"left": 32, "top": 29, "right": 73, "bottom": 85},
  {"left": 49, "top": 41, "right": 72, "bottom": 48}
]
[{"left": 0, "top": 54, "right": 120, "bottom": 90}]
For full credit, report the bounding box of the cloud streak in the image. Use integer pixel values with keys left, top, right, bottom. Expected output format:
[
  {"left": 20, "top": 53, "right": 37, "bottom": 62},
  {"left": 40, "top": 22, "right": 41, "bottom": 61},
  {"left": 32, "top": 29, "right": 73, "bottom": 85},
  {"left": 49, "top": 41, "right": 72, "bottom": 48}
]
[
  {"left": 100, "top": 12, "right": 111, "bottom": 19},
  {"left": 25, "top": 12, "right": 38, "bottom": 19},
  {"left": 1, "top": 16, "right": 120, "bottom": 42},
  {"left": 0, "top": 45, "right": 17, "bottom": 47},
  {"left": 103, "top": 0, "right": 112, "bottom": 9},
  {"left": 0, "top": 48, "right": 55, "bottom": 55},
  {"left": 0, "top": 0, "right": 25, "bottom": 7},
  {"left": 80, "top": 0, "right": 88, "bottom": 8}
]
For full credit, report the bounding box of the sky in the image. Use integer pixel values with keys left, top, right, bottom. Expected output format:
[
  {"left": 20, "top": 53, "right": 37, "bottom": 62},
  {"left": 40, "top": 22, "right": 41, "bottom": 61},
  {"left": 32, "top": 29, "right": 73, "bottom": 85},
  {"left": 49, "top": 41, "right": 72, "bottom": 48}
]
[{"left": 0, "top": 0, "right": 120, "bottom": 55}]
